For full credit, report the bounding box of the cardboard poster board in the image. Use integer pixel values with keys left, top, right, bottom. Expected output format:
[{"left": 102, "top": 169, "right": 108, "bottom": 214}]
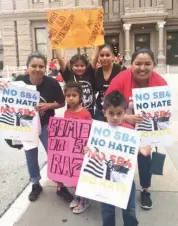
[
  {"left": 132, "top": 86, "right": 173, "bottom": 147},
  {"left": 47, "top": 8, "right": 104, "bottom": 48},
  {"left": 76, "top": 120, "right": 140, "bottom": 209},
  {"left": 0, "top": 84, "right": 40, "bottom": 142},
  {"left": 48, "top": 117, "right": 92, "bottom": 186}
]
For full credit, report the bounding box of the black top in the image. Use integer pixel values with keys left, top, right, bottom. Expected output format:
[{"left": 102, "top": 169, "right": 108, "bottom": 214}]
[
  {"left": 61, "top": 64, "right": 95, "bottom": 111},
  {"left": 16, "top": 75, "right": 65, "bottom": 126},
  {"left": 95, "top": 63, "right": 122, "bottom": 110}
]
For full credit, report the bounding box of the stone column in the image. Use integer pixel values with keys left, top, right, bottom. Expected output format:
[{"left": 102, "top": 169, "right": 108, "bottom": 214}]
[
  {"left": 17, "top": 20, "right": 32, "bottom": 66},
  {"left": 108, "top": 0, "right": 113, "bottom": 20},
  {"left": 78, "top": 0, "right": 92, "bottom": 5},
  {"left": 15, "top": 0, "right": 29, "bottom": 9},
  {"left": 92, "top": 0, "right": 100, "bottom": 5},
  {"left": 123, "top": 23, "right": 131, "bottom": 65},
  {"left": 2, "top": 21, "right": 17, "bottom": 67},
  {"left": 1, "top": 0, "right": 13, "bottom": 10},
  {"left": 157, "top": 21, "right": 166, "bottom": 66},
  {"left": 62, "top": 0, "right": 75, "bottom": 7},
  {"left": 44, "top": 0, "right": 49, "bottom": 8}
]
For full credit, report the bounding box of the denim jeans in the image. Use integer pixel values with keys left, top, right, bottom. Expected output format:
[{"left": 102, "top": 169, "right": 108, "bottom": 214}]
[
  {"left": 88, "top": 108, "right": 95, "bottom": 119},
  {"left": 101, "top": 181, "right": 138, "bottom": 226},
  {"left": 24, "top": 125, "right": 48, "bottom": 183},
  {"left": 138, "top": 154, "right": 152, "bottom": 188}
]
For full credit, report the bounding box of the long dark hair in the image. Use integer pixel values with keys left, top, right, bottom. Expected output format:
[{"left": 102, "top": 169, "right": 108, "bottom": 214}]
[
  {"left": 131, "top": 48, "right": 155, "bottom": 65},
  {"left": 26, "top": 52, "right": 47, "bottom": 67},
  {"left": 99, "top": 44, "right": 113, "bottom": 54},
  {"left": 64, "top": 81, "right": 83, "bottom": 104},
  {"left": 70, "top": 54, "right": 89, "bottom": 67}
]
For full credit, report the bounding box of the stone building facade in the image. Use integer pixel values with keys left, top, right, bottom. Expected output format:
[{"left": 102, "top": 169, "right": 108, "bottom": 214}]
[
  {"left": 103, "top": 0, "right": 178, "bottom": 66},
  {"left": 0, "top": 0, "right": 100, "bottom": 69},
  {"left": 0, "top": 0, "right": 178, "bottom": 69}
]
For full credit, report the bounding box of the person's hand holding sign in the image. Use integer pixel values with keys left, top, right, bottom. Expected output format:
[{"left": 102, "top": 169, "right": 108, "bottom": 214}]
[
  {"left": 36, "top": 103, "right": 52, "bottom": 112},
  {"left": 139, "top": 145, "right": 152, "bottom": 156},
  {"left": 83, "top": 146, "right": 91, "bottom": 155},
  {"left": 83, "top": 146, "right": 99, "bottom": 155},
  {"left": 124, "top": 114, "right": 143, "bottom": 125},
  {"left": 0, "top": 81, "right": 10, "bottom": 90}
]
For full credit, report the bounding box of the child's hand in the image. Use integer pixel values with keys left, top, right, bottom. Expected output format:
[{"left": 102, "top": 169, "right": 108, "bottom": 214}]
[
  {"left": 0, "top": 81, "right": 10, "bottom": 90},
  {"left": 83, "top": 146, "right": 91, "bottom": 155},
  {"left": 125, "top": 114, "right": 143, "bottom": 125},
  {"left": 139, "top": 145, "right": 152, "bottom": 156}
]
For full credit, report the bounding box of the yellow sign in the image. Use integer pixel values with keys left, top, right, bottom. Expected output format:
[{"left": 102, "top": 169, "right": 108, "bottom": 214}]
[{"left": 47, "top": 8, "right": 104, "bottom": 49}]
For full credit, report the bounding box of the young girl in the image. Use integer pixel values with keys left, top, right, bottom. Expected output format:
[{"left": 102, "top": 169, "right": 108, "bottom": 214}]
[
  {"left": 57, "top": 81, "right": 92, "bottom": 214},
  {"left": 94, "top": 44, "right": 124, "bottom": 121},
  {"left": 55, "top": 48, "right": 99, "bottom": 118}
]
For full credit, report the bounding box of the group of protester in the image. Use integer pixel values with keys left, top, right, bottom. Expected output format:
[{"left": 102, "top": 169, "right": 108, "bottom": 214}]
[{"left": 0, "top": 44, "right": 167, "bottom": 226}]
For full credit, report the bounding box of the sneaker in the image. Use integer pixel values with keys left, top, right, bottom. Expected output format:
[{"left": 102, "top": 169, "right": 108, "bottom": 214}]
[
  {"left": 28, "top": 183, "right": 43, "bottom": 202},
  {"left": 56, "top": 186, "right": 73, "bottom": 202},
  {"left": 69, "top": 197, "right": 80, "bottom": 208},
  {"left": 72, "top": 199, "right": 90, "bottom": 214},
  {"left": 140, "top": 190, "right": 153, "bottom": 210},
  {"left": 124, "top": 215, "right": 139, "bottom": 226}
]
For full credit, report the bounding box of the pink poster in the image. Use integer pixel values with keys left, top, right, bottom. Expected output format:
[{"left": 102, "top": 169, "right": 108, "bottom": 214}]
[{"left": 47, "top": 117, "right": 92, "bottom": 186}]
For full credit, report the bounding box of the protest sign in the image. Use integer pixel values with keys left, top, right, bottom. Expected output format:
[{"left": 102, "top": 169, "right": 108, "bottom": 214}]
[
  {"left": 47, "top": 8, "right": 104, "bottom": 48},
  {"left": 9, "top": 82, "right": 41, "bottom": 150},
  {"left": 47, "top": 117, "right": 92, "bottom": 186},
  {"left": 76, "top": 120, "right": 140, "bottom": 209},
  {"left": 132, "top": 86, "right": 173, "bottom": 147},
  {"left": 0, "top": 84, "right": 40, "bottom": 141}
]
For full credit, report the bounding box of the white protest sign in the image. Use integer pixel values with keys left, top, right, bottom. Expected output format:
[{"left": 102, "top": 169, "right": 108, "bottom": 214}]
[
  {"left": 12, "top": 81, "right": 36, "bottom": 91},
  {"left": 132, "top": 86, "right": 173, "bottom": 147},
  {"left": 76, "top": 120, "right": 140, "bottom": 209},
  {"left": 8, "top": 82, "right": 41, "bottom": 150},
  {"left": 0, "top": 84, "right": 40, "bottom": 141}
]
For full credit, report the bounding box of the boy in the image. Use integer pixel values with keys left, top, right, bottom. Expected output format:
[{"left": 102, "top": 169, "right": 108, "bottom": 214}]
[
  {"left": 83, "top": 91, "right": 151, "bottom": 225},
  {"left": 101, "top": 90, "right": 139, "bottom": 226}
]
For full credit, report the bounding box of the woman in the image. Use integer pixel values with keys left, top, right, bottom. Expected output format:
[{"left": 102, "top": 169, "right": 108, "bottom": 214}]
[
  {"left": 1, "top": 52, "right": 65, "bottom": 202},
  {"left": 105, "top": 48, "right": 167, "bottom": 210},
  {"left": 49, "top": 58, "right": 58, "bottom": 77},
  {"left": 55, "top": 48, "right": 99, "bottom": 118},
  {"left": 94, "top": 44, "right": 123, "bottom": 121}
]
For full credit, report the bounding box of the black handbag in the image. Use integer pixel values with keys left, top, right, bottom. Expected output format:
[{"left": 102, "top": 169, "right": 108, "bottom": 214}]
[
  {"left": 150, "top": 147, "right": 166, "bottom": 175},
  {"left": 5, "top": 139, "right": 23, "bottom": 150}
]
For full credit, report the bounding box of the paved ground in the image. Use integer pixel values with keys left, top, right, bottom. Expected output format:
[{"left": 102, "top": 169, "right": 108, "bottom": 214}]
[
  {"left": 14, "top": 193, "right": 178, "bottom": 226},
  {"left": 13, "top": 190, "right": 178, "bottom": 226},
  {"left": 0, "top": 103, "right": 66, "bottom": 217},
  {"left": 12, "top": 144, "right": 178, "bottom": 226},
  {"left": 0, "top": 137, "right": 46, "bottom": 217}
]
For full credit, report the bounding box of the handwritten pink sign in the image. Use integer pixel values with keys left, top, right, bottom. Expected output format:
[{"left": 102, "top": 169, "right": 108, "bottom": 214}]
[{"left": 47, "top": 117, "right": 91, "bottom": 186}]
